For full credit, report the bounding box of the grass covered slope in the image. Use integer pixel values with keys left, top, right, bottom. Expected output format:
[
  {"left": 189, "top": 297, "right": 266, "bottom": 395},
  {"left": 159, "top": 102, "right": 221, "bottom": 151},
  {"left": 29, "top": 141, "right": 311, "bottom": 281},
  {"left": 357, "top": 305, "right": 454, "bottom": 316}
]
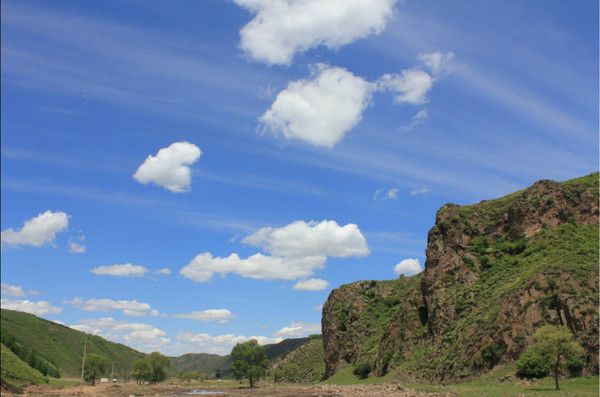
[
  {"left": 271, "top": 336, "right": 325, "bottom": 383},
  {"left": 322, "top": 172, "right": 599, "bottom": 382},
  {"left": 0, "top": 309, "right": 144, "bottom": 377},
  {"left": 1, "top": 343, "right": 45, "bottom": 392}
]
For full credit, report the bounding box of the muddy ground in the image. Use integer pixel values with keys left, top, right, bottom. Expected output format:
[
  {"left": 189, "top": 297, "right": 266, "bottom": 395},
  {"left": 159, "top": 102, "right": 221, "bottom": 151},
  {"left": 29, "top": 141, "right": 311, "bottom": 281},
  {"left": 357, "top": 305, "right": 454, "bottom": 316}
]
[{"left": 2, "top": 382, "right": 454, "bottom": 397}]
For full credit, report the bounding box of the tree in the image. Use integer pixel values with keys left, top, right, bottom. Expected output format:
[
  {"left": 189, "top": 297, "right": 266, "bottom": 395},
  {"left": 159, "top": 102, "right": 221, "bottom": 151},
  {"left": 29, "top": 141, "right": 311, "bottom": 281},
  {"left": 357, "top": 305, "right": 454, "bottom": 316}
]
[
  {"left": 146, "top": 352, "right": 170, "bottom": 384},
  {"left": 231, "top": 340, "right": 269, "bottom": 388},
  {"left": 84, "top": 354, "right": 108, "bottom": 386},
  {"left": 131, "top": 358, "right": 150, "bottom": 385},
  {"left": 214, "top": 369, "right": 222, "bottom": 379},
  {"left": 516, "top": 325, "right": 584, "bottom": 390}
]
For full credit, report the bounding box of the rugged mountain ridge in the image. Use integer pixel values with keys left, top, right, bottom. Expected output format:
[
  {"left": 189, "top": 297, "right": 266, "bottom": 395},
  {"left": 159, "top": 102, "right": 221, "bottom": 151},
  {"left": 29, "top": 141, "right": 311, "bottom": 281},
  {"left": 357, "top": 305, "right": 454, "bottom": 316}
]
[{"left": 322, "top": 173, "right": 599, "bottom": 381}]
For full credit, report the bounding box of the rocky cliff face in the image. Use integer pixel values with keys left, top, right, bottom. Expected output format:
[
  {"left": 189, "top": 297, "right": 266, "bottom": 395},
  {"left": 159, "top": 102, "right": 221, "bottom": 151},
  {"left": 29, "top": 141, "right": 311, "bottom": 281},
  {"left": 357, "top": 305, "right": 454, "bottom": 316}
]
[{"left": 322, "top": 173, "right": 599, "bottom": 381}]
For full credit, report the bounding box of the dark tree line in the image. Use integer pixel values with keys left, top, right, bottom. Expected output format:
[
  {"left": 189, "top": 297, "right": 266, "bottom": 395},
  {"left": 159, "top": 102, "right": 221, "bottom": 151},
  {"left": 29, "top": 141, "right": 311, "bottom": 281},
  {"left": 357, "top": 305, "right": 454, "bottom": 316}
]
[{"left": 1, "top": 331, "right": 61, "bottom": 378}]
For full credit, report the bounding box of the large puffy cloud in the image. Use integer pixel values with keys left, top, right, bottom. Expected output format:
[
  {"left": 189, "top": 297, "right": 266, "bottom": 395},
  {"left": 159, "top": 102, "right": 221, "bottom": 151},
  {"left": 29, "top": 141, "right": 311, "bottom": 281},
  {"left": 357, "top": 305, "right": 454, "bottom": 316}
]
[
  {"left": 169, "top": 309, "right": 234, "bottom": 323},
  {"left": 180, "top": 220, "right": 368, "bottom": 283},
  {"left": 175, "top": 332, "right": 282, "bottom": 355},
  {"left": 1, "top": 211, "right": 68, "bottom": 248},
  {"left": 71, "top": 317, "right": 170, "bottom": 353},
  {"left": 275, "top": 321, "right": 321, "bottom": 338},
  {"left": 292, "top": 278, "right": 330, "bottom": 291},
  {"left": 133, "top": 141, "right": 202, "bottom": 193},
  {"left": 235, "top": 0, "right": 396, "bottom": 65},
  {"left": 393, "top": 258, "right": 422, "bottom": 276},
  {"left": 243, "top": 220, "right": 369, "bottom": 258},
  {"left": 1, "top": 298, "right": 63, "bottom": 315},
  {"left": 180, "top": 252, "right": 326, "bottom": 282},
  {"left": 65, "top": 298, "right": 152, "bottom": 317},
  {"left": 260, "top": 65, "right": 373, "bottom": 148},
  {"left": 91, "top": 263, "right": 148, "bottom": 277}
]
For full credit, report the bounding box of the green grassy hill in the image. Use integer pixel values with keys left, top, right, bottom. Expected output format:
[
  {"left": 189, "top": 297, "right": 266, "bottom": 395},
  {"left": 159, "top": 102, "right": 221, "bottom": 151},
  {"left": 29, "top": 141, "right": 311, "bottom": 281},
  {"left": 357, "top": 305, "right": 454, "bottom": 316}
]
[
  {"left": 1, "top": 343, "right": 45, "bottom": 392},
  {"left": 0, "top": 309, "right": 144, "bottom": 378},
  {"left": 270, "top": 335, "right": 325, "bottom": 383}
]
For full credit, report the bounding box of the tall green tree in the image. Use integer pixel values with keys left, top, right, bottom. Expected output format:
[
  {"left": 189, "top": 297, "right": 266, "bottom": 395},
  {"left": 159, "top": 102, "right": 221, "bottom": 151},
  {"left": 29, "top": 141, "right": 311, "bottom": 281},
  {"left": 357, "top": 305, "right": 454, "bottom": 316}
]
[
  {"left": 131, "top": 358, "right": 150, "bottom": 384},
  {"left": 84, "top": 354, "right": 108, "bottom": 386},
  {"left": 517, "top": 325, "right": 584, "bottom": 390},
  {"left": 146, "top": 352, "right": 170, "bottom": 384},
  {"left": 231, "top": 340, "right": 268, "bottom": 388}
]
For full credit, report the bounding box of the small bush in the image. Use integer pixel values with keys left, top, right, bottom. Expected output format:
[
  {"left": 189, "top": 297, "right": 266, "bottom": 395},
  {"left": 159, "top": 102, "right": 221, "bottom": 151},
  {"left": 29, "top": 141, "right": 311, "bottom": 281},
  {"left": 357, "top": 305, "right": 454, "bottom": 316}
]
[
  {"left": 516, "top": 347, "right": 550, "bottom": 379},
  {"left": 353, "top": 362, "right": 371, "bottom": 379},
  {"left": 566, "top": 354, "right": 584, "bottom": 377}
]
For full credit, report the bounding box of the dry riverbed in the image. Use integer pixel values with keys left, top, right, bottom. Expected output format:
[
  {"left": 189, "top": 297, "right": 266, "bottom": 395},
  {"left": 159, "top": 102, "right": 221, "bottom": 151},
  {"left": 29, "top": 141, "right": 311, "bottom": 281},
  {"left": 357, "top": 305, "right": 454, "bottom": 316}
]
[{"left": 4, "top": 382, "right": 454, "bottom": 397}]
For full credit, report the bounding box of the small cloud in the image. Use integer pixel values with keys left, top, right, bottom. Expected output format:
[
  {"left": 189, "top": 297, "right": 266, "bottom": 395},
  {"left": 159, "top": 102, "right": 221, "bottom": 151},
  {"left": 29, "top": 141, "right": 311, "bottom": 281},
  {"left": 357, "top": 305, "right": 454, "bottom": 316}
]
[
  {"left": 374, "top": 188, "right": 399, "bottom": 201},
  {"left": 293, "top": 278, "right": 330, "bottom": 291},
  {"left": 377, "top": 68, "right": 433, "bottom": 105},
  {"left": 65, "top": 298, "right": 152, "bottom": 317},
  {"left": 418, "top": 51, "right": 455, "bottom": 78},
  {"left": 393, "top": 258, "right": 422, "bottom": 276},
  {"left": 155, "top": 268, "right": 171, "bottom": 276},
  {"left": 1, "top": 283, "right": 26, "bottom": 297},
  {"left": 68, "top": 240, "right": 86, "bottom": 254},
  {"left": 402, "top": 108, "right": 429, "bottom": 130},
  {"left": 1, "top": 211, "right": 69, "bottom": 248},
  {"left": 410, "top": 188, "right": 430, "bottom": 196},
  {"left": 133, "top": 141, "right": 202, "bottom": 193},
  {"left": 91, "top": 263, "right": 148, "bottom": 278},
  {"left": 275, "top": 321, "right": 321, "bottom": 338},
  {"left": 168, "top": 309, "right": 234, "bottom": 323}
]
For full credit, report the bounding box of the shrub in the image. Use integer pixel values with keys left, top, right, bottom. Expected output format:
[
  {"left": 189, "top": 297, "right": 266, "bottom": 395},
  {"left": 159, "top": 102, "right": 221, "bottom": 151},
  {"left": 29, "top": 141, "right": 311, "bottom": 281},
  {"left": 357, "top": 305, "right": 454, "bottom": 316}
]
[
  {"left": 516, "top": 347, "right": 550, "bottom": 379},
  {"left": 353, "top": 362, "right": 371, "bottom": 379}
]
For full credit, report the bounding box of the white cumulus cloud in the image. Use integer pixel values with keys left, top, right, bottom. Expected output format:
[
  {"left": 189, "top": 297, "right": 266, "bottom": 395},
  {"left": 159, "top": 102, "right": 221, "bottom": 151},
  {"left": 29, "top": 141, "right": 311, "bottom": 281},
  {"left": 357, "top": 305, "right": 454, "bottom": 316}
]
[
  {"left": 235, "top": 0, "right": 396, "bottom": 65},
  {"left": 180, "top": 252, "right": 326, "bottom": 282},
  {"left": 71, "top": 317, "right": 170, "bottom": 353},
  {"left": 181, "top": 220, "right": 368, "bottom": 283},
  {"left": 243, "top": 220, "right": 369, "bottom": 258},
  {"left": 260, "top": 65, "right": 373, "bottom": 148},
  {"left": 133, "top": 141, "right": 202, "bottom": 193},
  {"left": 1, "top": 298, "right": 63, "bottom": 315},
  {"left": 1, "top": 211, "right": 69, "bottom": 248},
  {"left": 275, "top": 321, "right": 321, "bottom": 338},
  {"left": 155, "top": 268, "right": 171, "bottom": 275},
  {"left": 169, "top": 309, "right": 234, "bottom": 323},
  {"left": 292, "top": 278, "right": 330, "bottom": 291},
  {"left": 91, "top": 263, "right": 148, "bottom": 278},
  {"left": 65, "top": 298, "right": 152, "bottom": 317},
  {"left": 393, "top": 258, "right": 422, "bottom": 276}
]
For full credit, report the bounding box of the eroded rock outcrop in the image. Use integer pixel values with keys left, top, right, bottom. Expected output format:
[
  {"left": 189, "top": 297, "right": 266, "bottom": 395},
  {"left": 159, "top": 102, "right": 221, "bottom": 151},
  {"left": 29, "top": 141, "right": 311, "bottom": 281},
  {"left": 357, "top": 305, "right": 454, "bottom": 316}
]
[{"left": 322, "top": 173, "right": 599, "bottom": 381}]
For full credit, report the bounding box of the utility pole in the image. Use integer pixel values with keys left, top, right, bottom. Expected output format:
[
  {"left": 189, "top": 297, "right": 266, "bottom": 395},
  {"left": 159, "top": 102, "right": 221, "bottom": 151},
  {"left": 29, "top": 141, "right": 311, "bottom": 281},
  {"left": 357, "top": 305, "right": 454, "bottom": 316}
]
[
  {"left": 80, "top": 335, "right": 88, "bottom": 390},
  {"left": 111, "top": 361, "right": 114, "bottom": 380}
]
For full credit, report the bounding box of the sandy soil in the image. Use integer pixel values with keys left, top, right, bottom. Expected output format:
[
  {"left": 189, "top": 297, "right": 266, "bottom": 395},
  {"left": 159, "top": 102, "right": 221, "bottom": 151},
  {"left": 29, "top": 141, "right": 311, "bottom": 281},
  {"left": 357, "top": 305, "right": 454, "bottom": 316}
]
[{"left": 3, "top": 382, "right": 455, "bottom": 397}]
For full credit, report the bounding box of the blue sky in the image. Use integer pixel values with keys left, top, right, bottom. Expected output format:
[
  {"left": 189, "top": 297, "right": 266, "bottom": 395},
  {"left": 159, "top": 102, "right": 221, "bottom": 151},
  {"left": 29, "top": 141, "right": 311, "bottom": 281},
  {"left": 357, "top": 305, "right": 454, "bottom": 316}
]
[{"left": 1, "top": 0, "right": 597, "bottom": 356}]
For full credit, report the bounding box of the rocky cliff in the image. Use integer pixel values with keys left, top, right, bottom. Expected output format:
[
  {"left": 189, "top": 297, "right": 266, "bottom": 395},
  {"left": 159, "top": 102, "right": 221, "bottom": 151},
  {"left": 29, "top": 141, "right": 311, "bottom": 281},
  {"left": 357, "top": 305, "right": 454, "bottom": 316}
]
[{"left": 322, "top": 173, "right": 599, "bottom": 381}]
